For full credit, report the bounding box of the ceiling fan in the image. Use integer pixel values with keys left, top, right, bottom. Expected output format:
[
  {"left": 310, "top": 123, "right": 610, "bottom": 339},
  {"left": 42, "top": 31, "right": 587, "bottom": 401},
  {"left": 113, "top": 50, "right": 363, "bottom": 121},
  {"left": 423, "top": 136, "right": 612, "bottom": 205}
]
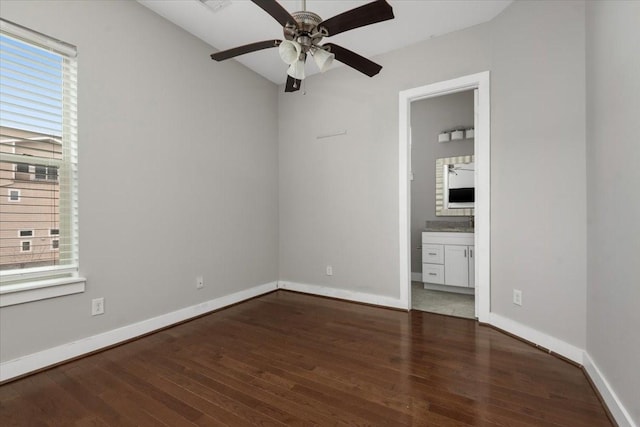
[{"left": 210, "top": 0, "right": 395, "bottom": 92}]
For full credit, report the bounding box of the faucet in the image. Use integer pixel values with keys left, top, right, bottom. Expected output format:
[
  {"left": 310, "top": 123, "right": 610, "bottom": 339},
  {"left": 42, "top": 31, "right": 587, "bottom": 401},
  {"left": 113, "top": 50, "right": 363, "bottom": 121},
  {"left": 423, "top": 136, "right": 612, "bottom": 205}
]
[{"left": 469, "top": 216, "right": 474, "bottom": 229}]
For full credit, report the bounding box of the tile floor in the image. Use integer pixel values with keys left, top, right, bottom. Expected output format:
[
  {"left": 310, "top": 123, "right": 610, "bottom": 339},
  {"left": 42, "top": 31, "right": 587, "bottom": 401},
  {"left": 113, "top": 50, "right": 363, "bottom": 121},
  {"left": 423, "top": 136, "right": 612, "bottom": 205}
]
[{"left": 411, "top": 281, "right": 475, "bottom": 319}]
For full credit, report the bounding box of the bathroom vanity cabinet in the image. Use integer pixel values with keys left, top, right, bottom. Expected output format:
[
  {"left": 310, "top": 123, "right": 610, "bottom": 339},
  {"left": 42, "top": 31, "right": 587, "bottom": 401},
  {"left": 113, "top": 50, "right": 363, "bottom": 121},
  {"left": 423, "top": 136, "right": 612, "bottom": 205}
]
[{"left": 422, "top": 232, "right": 475, "bottom": 288}]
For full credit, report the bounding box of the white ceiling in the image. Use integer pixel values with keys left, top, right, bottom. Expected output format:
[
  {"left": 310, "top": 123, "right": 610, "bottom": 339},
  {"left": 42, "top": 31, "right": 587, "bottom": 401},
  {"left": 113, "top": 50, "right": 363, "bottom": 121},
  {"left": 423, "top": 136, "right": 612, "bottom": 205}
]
[{"left": 138, "top": 0, "right": 511, "bottom": 85}]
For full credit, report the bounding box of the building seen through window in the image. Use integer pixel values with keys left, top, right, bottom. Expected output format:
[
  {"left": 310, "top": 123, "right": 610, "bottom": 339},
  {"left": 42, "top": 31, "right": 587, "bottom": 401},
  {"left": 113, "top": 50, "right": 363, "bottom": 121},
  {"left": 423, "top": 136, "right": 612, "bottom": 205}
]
[
  {"left": 0, "top": 27, "right": 76, "bottom": 274},
  {"left": 0, "top": 128, "right": 63, "bottom": 269}
]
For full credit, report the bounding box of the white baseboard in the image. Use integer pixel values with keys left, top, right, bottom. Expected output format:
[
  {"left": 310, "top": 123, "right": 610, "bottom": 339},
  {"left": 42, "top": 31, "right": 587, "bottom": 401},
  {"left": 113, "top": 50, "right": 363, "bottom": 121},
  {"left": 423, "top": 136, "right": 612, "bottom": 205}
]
[
  {"left": 277, "top": 281, "right": 583, "bottom": 363},
  {"left": 278, "top": 280, "right": 406, "bottom": 310},
  {"left": 0, "top": 281, "right": 278, "bottom": 382},
  {"left": 2, "top": 280, "right": 634, "bottom": 427},
  {"left": 487, "top": 313, "right": 584, "bottom": 364},
  {"left": 583, "top": 353, "right": 637, "bottom": 427}
]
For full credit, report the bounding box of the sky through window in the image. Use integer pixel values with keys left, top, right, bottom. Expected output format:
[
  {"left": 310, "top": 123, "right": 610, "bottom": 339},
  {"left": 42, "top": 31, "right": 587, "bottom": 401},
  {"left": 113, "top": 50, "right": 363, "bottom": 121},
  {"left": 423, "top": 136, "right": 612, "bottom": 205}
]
[{"left": 0, "top": 34, "right": 63, "bottom": 136}]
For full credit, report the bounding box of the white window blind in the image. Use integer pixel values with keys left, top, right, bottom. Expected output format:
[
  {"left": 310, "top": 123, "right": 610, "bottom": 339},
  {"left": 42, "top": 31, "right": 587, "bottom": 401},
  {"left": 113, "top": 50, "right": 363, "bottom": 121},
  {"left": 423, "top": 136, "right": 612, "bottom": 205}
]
[{"left": 0, "top": 18, "right": 79, "bottom": 292}]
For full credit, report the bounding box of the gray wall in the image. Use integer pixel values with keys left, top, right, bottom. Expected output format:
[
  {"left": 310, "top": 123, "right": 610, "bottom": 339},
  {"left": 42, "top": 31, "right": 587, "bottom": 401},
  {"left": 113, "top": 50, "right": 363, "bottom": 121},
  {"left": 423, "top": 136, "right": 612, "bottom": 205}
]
[
  {"left": 586, "top": 1, "right": 640, "bottom": 424},
  {"left": 489, "top": 1, "right": 587, "bottom": 347},
  {"left": 1, "top": 2, "right": 637, "bottom": 418},
  {"left": 278, "top": 21, "right": 491, "bottom": 298},
  {"left": 279, "top": 0, "right": 587, "bottom": 348},
  {"left": 410, "top": 92, "right": 474, "bottom": 273},
  {"left": 0, "top": 0, "right": 279, "bottom": 362}
]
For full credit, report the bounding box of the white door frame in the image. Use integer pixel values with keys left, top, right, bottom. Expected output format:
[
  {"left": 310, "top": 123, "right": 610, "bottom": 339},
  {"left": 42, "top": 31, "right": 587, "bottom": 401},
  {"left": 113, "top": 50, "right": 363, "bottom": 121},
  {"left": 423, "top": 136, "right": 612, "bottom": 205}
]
[{"left": 398, "top": 71, "right": 491, "bottom": 322}]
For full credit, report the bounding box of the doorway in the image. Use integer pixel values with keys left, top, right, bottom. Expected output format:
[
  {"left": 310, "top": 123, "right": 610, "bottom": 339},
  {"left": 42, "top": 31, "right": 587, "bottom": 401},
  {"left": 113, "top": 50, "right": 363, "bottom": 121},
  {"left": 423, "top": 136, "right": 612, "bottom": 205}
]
[
  {"left": 398, "top": 72, "right": 490, "bottom": 322},
  {"left": 410, "top": 90, "right": 475, "bottom": 318}
]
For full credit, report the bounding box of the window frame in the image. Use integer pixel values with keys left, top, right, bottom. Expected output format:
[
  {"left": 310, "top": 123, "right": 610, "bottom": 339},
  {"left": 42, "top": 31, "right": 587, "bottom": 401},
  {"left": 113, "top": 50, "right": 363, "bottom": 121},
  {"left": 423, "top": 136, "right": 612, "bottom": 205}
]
[
  {"left": 0, "top": 18, "right": 84, "bottom": 307},
  {"left": 47, "top": 166, "right": 59, "bottom": 181},
  {"left": 32, "top": 165, "right": 58, "bottom": 182},
  {"left": 15, "top": 162, "right": 29, "bottom": 174},
  {"left": 20, "top": 240, "right": 32, "bottom": 253},
  {"left": 34, "top": 165, "right": 47, "bottom": 180},
  {"left": 7, "top": 189, "right": 21, "bottom": 202},
  {"left": 18, "top": 229, "right": 34, "bottom": 237}
]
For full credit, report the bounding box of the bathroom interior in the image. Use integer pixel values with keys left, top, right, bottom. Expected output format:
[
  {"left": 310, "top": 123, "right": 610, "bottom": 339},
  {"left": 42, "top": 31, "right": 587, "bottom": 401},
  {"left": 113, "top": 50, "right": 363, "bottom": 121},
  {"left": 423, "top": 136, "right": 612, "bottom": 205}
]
[{"left": 410, "top": 90, "right": 476, "bottom": 319}]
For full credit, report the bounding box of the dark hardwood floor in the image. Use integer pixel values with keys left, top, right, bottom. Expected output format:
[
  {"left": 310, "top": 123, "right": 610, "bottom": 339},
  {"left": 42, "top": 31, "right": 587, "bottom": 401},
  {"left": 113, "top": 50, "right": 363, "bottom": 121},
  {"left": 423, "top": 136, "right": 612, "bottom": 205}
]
[{"left": 0, "top": 290, "right": 612, "bottom": 426}]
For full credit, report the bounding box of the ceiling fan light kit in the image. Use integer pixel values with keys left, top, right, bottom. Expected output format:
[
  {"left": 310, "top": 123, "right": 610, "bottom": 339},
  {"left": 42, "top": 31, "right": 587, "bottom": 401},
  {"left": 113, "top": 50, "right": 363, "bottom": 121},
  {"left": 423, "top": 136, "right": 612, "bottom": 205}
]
[
  {"left": 287, "top": 58, "right": 306, "bottom": 80},
  {"left": 210, "top": 0, "right": 395, "bottom": 92},
  {"left": 311, "top": 47, "right": 334, "bottom": 73},
  {"left": 278, "top": 40, "right": 302, "bottom": 65}
]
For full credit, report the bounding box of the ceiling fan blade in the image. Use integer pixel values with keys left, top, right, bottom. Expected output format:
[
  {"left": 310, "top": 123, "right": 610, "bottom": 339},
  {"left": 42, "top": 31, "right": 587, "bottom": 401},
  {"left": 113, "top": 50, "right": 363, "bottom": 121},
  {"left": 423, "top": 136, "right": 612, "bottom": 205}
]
[
  {"left": 210, "top": 40, "right": 281, "bottom": 61},
  {"left": 319, "top": 0, "right": 394, "bottom": 37},
  {"left": 250, "top": 0, "right": 297, "bottom": 28},
  {"left": 285, "top": 75, "right": 301, "bottom": 92},
  {"left": 322, "top": 43, "right": 382, "bottom": 77}
]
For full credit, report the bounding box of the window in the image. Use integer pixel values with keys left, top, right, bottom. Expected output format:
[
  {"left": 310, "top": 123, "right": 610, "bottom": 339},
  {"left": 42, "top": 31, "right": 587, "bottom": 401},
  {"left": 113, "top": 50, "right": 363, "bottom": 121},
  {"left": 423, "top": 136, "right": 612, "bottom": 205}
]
[
  {"left": 33, "top": 165, "right": 58, "bottom": 181},
  {"left": 0, "top": 19, "right": 83, "bottom": 307},
  {"left": 13, "top": 163, "right": 58, "bottom": 181},
  {"left": 7, "top": 189, "right": 20, "bottom": 201},
  {"left": 47, "top": 166, "right": 58, "bottom": 181},
  {"left": 34, "top": 165, "right": 46, "bottom": 180},
  {"left": 14, "top": 162, "right": 29, "bottom": 180}
]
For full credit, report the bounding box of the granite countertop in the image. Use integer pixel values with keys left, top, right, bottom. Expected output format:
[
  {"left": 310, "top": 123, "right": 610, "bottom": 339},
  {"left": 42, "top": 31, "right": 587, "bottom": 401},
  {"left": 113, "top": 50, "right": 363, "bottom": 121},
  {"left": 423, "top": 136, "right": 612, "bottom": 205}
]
[{"left": 424, "top": 220, "right": 474, "bottom": 233}]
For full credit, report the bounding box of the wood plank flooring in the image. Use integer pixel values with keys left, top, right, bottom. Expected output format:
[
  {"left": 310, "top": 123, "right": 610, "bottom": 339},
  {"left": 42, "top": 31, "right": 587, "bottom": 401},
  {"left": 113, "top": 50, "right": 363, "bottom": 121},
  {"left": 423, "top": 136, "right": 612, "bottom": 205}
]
[{"left": 0, "top": 290, "right": 612, "bottom": 426}]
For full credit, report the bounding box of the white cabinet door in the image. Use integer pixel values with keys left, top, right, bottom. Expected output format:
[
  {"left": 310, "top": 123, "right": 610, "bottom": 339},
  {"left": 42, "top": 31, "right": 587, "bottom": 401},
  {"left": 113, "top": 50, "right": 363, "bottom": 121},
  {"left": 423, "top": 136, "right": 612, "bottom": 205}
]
[
  {"left": 444, "top": 245, "right": 469, "bottom": 287},
  {"left": 468, "top": 246, "right": 475, "bottom": 288}
]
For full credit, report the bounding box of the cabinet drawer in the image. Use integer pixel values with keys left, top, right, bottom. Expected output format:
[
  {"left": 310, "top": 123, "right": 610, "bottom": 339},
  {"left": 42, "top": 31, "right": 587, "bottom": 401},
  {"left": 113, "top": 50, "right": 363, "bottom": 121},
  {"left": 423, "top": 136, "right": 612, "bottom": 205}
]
[
  {"left": 422, "top": 244, "right": 444, "bottom": 264},
  {"left": 422, "top": 264, "right": 445, "bottom": 284}
]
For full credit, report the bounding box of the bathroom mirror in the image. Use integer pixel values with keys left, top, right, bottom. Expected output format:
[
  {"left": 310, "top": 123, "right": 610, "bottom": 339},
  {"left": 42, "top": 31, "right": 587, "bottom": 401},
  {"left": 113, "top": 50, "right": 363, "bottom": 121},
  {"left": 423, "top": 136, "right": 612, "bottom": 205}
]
[{"left": 435, "top": 155, "right": 475, "bottom": 216}]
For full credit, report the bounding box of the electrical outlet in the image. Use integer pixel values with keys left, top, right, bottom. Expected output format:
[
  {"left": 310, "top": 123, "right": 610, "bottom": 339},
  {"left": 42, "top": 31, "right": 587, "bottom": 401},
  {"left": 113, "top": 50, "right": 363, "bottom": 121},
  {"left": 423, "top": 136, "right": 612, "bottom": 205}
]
[
  {"left": 91, "top": 298, "right": 105, "bottom": 316},
  {"left": 196, "top": 276, "right": 204, "bottom": 289},
  {"left": 513, "top": 289, "right": 522, "bottom": 306},
  {"left": 326, "top": 265, "right": 333, "bottom": 276}
]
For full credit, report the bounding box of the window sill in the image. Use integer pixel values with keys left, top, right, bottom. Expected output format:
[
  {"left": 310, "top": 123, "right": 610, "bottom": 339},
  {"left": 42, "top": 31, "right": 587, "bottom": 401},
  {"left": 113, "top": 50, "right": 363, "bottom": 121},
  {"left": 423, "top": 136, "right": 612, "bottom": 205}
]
[{"left": 0, "top": 277, "right": 86, "bottom": 307}]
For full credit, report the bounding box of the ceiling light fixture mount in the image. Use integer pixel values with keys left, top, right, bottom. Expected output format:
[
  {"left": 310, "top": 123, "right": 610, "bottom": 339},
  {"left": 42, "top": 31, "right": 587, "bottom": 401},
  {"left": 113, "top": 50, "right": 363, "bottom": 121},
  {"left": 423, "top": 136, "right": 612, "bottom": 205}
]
[{"left": 210, "top": 0, "right": 394, "bottom": 93}]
